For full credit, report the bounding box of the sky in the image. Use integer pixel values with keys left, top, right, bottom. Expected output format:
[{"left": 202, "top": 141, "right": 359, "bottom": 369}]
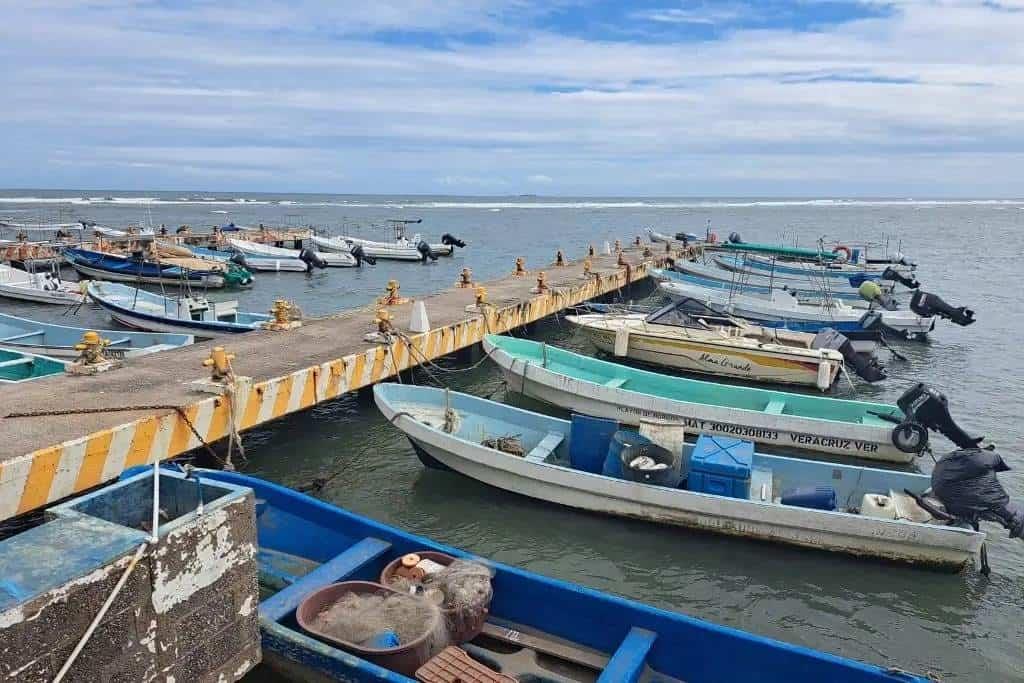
[{"left": 1, "top": 0, "right": 1022, "bottom": 196}]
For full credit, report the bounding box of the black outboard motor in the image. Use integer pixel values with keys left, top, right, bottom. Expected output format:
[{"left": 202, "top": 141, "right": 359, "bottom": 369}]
[
  {"left": 932, "top": 449, "right": 1024, "bottom": 540},
  {"left": 298, "top": 247, "right": 327, "bottom": 271},
  {"left": 894, "top": 383, "right": 983, "bottom": 453},
  {"left": 229, "top": 252, "right": 250, "bottom": 269},
  {"left": 349, "top": 244, "right": 377, "bottom": 267},
  {"left": 858, "top": 310, "right": 917, "bottom": 341},
  {"left": 728, "top": 231, "right": 743, "bottom": 244},
  {"left": 811, "top": 327, "right": 887, "bottom": 383},
  {"left": 880, "top": 266, "right": 920, "bottom": 290},
  {"left": 910, "top": 290, "right": 975, "bottom": 326},
  {"left": 440, "top": 233, "right": 466, "bottom": 249},
  {"left": 417, "top": 240, "right": 438, "bottom": 263},
  {"left": 673, "top": 233, "right": 690, "bottom": 246}
]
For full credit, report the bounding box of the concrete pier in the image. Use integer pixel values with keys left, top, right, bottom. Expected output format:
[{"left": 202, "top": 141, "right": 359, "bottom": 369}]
[{"left": 0, "top": 245, "right": 663, "bottom": 522}]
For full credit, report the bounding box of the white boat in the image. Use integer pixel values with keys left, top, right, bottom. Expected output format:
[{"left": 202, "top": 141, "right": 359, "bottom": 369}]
[
  {"left": 646, "top": 228, "right": 702, "bottom": 244},
  {"left": 0, "top": 312, "right": 192, "bottom": 359},
  {"left": 226, "top": 237, "right": 357, "bottom": 267},
  {"left": 178, "top": 243, "right": 310, "bottom": 273},
  {"left": 483, "top": 335, "right": 919, "bottom": 463},
  {"left": 375, "top": 385, "right": 984, "bottom": 569},
  {"left": 87, "top": 281, "right": 272, "bottom": 338},
  {"left": 311, "top": 234, "right": 454, "bottom": 261},
  {"left": 566, "top": 307, "right": 845, "bottom": 390},
  {"left": 90, "top": 225, "right": 156, "bottom": 239},
  {"left": 658, "top": 278, "right": 934, "bottom": 338},
  {"left": 0, "top": 264, "right": 85, "bottom": 305},
  {"left": 670, "top": 260, "right": 900, "bottom": 299}
]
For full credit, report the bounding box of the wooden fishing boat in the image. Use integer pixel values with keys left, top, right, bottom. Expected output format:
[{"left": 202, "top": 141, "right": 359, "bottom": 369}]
[
  {"left": 63, "top": 247, "right": 234, "bottom": 288},
  {"left": 0, "top": 263, "right": 84, "bottom": 305},
  {"left": 226, "top": 237, "right": 358, "bottom": 267},
  {"left": 187, "top": 467, "right": 934, "bottom": 681},
  {"left": 87, "top": 281, "right": 271, "bottom": 337},
  {"left": 565, "top": 306, "right": 845, "bottom": 390},
  {"left": 0, "top": 348, "right": 67, "bottom": 383},
  {"left": 375, "top": 385, "right": 983, "bottom": 569},
  {"left": 658, "top": 278, "right": 934, "bottom": 338},
  {"left": 0, "top": 312, "right": 193, "bottom": 359},
  {"left": 483, "top": 334, "right": 918, "bottom": 463}
]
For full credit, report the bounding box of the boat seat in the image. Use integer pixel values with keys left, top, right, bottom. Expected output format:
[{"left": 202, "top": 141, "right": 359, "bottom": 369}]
[
  {"left": 597, "top": 627, "right": 658, "bottom": 683},
  {"left": 260, "top": 536, "right": 392, "bottom": 623},
  {"left": 0, "top": 358, "right": 32, "bottom": 369},
  {"left": 604, "top": 377, "right": 629, "bottom": 389},
  {"left": 0, "top": 329, "right": 44, "bottom": 342},
  {"left": 764, "top": 399, "right": 786, "bottom": 415},
  {"left": 257, "top": 548, "right": 321, "bottom": 592},
  {"left": 525, "top": 432, "right": 565, "bottom": 463}
]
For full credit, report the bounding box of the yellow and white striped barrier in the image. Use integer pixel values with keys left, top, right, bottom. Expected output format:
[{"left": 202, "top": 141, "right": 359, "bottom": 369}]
[{"left": 0, "top": 261, "right": 649, "bottom": 521}]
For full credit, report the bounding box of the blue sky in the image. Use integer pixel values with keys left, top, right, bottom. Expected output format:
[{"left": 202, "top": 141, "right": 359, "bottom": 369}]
[{"left": 1, "top": 1, "right": 1022, "bottom": 196}]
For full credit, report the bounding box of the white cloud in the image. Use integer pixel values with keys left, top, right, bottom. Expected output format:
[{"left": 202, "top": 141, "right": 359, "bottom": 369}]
[{"left": 0, "top": 0, "right": 1022, "bottom": 194}]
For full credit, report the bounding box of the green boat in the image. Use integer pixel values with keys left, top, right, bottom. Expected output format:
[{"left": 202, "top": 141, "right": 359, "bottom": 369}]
[
  {"left": 0, "top": 348, "right": 67, "bottom": 384},
  {"left": 719, "top": 241, "right": 838, "bottom": 261},
  {"left": 482, "top": 335, "right": 917, "bottom": 463}
]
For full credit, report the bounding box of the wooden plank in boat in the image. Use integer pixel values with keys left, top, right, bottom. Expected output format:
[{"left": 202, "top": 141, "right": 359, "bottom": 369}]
[{"left": 481, "top": 618, "right": 610, "bottom": 671}]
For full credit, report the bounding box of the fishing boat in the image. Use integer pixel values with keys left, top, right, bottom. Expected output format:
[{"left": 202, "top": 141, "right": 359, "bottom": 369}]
[
  {"left": 655, "top": 267, "right": 883, "bottom": 308},
  {"left": 187, "top": 467, "right": 934, "bottom": 681},
  {"left": 0, "top": 348, "right": 67, "bottom": 383},
  {"left": 658, "top": 278, "right": 934, "bottom": 338},
  {"left": 483, "top": 335, "right": 920, "bottom": 463},
  {"left": 375, "top": 385, "right": 983, "bottom": 569},
  {"left": 157, "top": 240, "right": 310, "bottom": 273},
  {"left": 0, "top": 263, "right": 85, "bottom": 305},
  {"left": 565, "top": 303, "right": 850, "bottom": 390},
  {"left": 87, "top": 281, "right": 272, "bottom": 337},
  {"left": 310, "top": 233, "right": 447, "bottom": 262},
  {"left": 669, "top": 260, "right": 900, "bottom": 299},
  {"left": 0, "top": 312, "right": 193, "bottom": 359},
  {"left": 63, "top": 247, "right": 244, "bottom": 288},
  {"left": 717, "top": 254, "right": 915, "bottom": 282},
  {"left": 646, "top": 228, "right": 702, "bottom": 245},
  {"left": 226, "top": 237, "right": 358, "bottom": 267}
]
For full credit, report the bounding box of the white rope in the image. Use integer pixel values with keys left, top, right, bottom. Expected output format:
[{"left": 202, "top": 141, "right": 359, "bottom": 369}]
[{"left": 52, "top": 542, "right": 149, "bottom": 683}]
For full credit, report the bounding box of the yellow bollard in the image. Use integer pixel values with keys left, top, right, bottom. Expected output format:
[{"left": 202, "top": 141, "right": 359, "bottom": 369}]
[
  {"left": 73, "top": 331, "right": 111, "bottom": 365},
  {"left": 202, "top": 346, "right": 235, "bottom": 382}
]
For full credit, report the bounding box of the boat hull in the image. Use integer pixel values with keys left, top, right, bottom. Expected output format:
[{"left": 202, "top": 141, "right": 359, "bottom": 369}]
[
  {"left": 0, "top": 282, "right": 83, "bottom": 305},
  {"left": 394, "top": 415, "right": 975, "bottom": 569},
  {"left": 484, "top": 338, "right": 913, "bottom": 463},
  {"left": 575, "top": 321, "right": 839, "bottom": 390},
  {"left": 67, "top": 259, "right": 224, "bottom": 288}
]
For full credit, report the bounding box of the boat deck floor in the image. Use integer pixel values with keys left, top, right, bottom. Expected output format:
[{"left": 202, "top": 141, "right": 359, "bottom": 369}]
[{"left": 0, "top": 247, "right": 653, "bottom": 518}]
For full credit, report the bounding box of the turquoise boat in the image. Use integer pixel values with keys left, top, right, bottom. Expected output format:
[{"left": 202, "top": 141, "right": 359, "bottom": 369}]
[
  {"left": 0, "top": 312, "right": 193, "bottom": 359},
  {"left": 719, "top": 241, "right": 839, "bottom": 260},
  {"left": 0, "top": 348, "right": 67, "bottom": 383},
  {"left": 483, "top": 335, "right": 920, "bottom": 463}
]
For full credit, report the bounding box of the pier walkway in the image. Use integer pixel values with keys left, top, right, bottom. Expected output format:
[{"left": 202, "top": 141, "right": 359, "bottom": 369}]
[{"left": 0, "top": 245, "right": 663, "bottom": 521}]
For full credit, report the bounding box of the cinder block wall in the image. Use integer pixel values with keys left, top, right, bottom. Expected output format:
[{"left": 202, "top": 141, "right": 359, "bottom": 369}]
[{"left": 0, "top": 473, "right": 261, "bottom": 682}]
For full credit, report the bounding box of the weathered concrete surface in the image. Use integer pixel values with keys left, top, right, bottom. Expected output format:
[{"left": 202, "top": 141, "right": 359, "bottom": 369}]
[
  {"left": 0, "top": 472, "right": 259, "bottom": 682},
  {"left": 0, "top": 245, "right": 660, "bottom": 520}
]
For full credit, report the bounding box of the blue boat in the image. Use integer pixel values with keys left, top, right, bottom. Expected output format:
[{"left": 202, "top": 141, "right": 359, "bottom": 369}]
[
  {"left": 64, "top": 247, "right": 249, "bottom": 288},
  {"left": 0, "top": 312, "right": 193, "bottom": 359},
  {"left": 0, "top": 348, "right": 67, "bottom": 383},
  {"left": 654, "top": 267, "right": 874, "bottom": 304},
  {"left": 188, "top": 468, "right": 932, "bottom": 682},
  {"left": 715, "top": 254, "right": 910, "bottom": 287}
]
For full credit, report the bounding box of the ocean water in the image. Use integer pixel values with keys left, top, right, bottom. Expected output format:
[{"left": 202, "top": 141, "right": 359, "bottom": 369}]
[{"left": 2, "top": 191, "right": 1022, "bottom": 680}]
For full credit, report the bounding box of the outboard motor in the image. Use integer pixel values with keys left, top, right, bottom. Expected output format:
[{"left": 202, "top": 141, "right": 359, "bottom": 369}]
[
  {"left": 893, "top": 383, "right": 983, "bottom": 453},
  {"left": 859, "top": 310, "right": 917, "bottom": 340},
  {"left": 811, "top": 327, "right": 886, "bottom": 383},
  {"left": 673, "top": 233, "right": 690, "bottom": 246},
  {"left": 910, "top": 290, "right": 975, "bottom": 326},
  {"left": 298, "top": 247, "right": 327, "bottom": 271},
  {"left": 880, "top": 266, "right": 920, "bottom": 290},
  {"left": 417, "top": 240, "right": 438, "bottom": 263},
  {"left": 349, "top": 244, "right": 377, "bottom": 267},
  {"left": 857, "top": 281, "right": 898, "bottom": 311},
  {"left": 228, "top": 252, "right": 250, "bottom": 269},
  {"left": 932, "top": 449, "right": 1023, "bottom": 541},
  {"left": 440, "top": 233, "right": 466, "bottom": 249},
  {"left": 728, "top": 231, "right": 743, "bottom": 244}
]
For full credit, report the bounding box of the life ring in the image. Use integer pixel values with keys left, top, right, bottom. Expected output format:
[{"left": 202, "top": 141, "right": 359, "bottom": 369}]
[
  {"left": 832, "top": 245, "right": 851, "bottom": 262},
  {"left": 708, "top": 232, "right": 718, "bottom": 243}
]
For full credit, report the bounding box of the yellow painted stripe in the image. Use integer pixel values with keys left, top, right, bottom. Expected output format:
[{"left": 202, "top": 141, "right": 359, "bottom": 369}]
[
  {"left": 242, "top": 384, "right": 264, "bottom": 429},
  {"left": 350, "top": 352, "right": 367, "bottom": 391},
  {"left": 168, "top": 404, "right": 200, "bottom": 455},
  {"left": 272, "top": 375, "right": 294, "bottom": 418},
  {"left": 124, "top": 416, "right": 159, "bottom": 468},
  {"left": 299, "top": 370, "right": 317, "bottom": 408},
  {"left": 73, "top": 429, "right": 114, "bottom": 491},
  {"left": 17, "top": 446, "right": 61, "bottom": 514},
  {"left": 370, "top": 347, "right": 386, "bottom": 383},
  {"left": 205, "top": 398, "right": 231, "bottom": 443},
  {"left": 327, "top": 359, "right": 346, "bottom": 397}
]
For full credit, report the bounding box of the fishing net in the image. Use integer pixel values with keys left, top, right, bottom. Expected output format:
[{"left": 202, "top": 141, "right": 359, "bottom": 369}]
[
  {"left": 482, "top": 434, "right": 524, "bottom": 457},
  {"left": 385, "top": 559, "right": 494, "bottom": 643},
  {"left": 310, "top": 590, "right": 448, "bottom": 653}
]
